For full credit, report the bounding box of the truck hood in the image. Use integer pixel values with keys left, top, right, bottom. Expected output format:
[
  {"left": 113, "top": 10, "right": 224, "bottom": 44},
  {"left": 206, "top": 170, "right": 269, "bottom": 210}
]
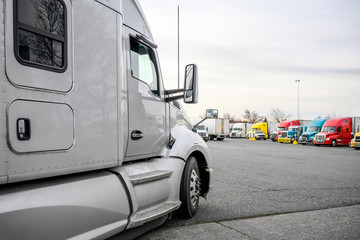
[
  {"left": 317, "top": 132, "right": 337, "bottom": 137},
  {"left": 302, "top": 131, "right": 318, "bottom": 137}
]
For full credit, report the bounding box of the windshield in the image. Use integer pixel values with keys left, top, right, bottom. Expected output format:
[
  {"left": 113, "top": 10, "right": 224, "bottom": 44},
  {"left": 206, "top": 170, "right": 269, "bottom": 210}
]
[
  {"left": 196, "top": 125, "right": 205, "bottom": 131},
  {"left": 308, "top": 126, "right": 320, "bottom": 132},
  {"left": 288, "top": 127, "right": 298, "bottom": 131},
  {"left": 255, "top": 131, "right": 263, "bottom": 134},
  {"left": 321, "top": 126, "right": 336, "bottom": 133},
  {"left": 233, "top": 128, "right": 241, "bottom": 131},
  {"left": 277, "top": 127, "right": 286, "bottom": 131}
]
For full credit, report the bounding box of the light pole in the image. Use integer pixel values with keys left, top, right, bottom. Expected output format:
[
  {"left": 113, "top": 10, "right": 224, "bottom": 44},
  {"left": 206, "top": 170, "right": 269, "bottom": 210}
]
[{"left": 295, "top": 80, "right": 300, "bottom": 119}]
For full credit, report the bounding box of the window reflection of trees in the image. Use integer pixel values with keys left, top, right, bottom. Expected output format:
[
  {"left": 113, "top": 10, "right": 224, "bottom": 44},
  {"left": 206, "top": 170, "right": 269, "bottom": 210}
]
[{"left": 17, "top": 0, "right": 65, "bottom": 69}]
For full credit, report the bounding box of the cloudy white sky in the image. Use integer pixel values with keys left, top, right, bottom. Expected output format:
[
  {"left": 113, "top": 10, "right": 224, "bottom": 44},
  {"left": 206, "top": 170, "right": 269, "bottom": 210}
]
[{"left": 138, "top": 0, "right": 360, "bottom": 120}]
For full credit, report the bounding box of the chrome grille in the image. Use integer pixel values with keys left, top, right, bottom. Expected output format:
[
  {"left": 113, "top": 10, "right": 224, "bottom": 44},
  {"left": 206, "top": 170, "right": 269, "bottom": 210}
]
[
  {"left": 315, "top": 134, "right": 325, "bottom": 143},
  {"left": 355, "top": 136, "right": 360, "bottom": 142},
  {"left": 281, "top": 132, "right": 287, "bottom": 138},
  {"left": 198, "top": 132, "right": 206, "bottom": 137},
  {"left": 300, "top": 136, "right": 308, "bottom": 141}
]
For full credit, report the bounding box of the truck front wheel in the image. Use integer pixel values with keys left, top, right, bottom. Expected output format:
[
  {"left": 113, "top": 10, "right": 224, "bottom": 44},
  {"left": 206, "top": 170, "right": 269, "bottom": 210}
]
[
  {"left": 331, "top": 140, "right": 337, "bottom": 147},
  {"left": 178, "top": 156, "right": 200, "bottom": 218}
]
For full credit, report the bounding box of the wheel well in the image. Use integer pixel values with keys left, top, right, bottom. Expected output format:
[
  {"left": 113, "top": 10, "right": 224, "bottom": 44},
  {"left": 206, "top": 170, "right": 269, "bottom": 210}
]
[{"left": 190, "top": 151, "right": 210, "bottom": 197}]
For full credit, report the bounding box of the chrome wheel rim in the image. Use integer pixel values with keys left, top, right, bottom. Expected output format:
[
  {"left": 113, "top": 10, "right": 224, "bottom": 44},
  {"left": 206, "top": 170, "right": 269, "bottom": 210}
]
[{"left": 189, "top": 169, "right": 200, "bottom": 207}]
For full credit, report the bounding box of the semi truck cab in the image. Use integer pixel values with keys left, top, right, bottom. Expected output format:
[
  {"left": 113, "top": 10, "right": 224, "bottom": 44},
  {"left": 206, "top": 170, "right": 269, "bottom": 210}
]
[
  {"left": 278, "top": 126, "right": 306, "bottom": 143},
  {"left": 270, "top": 120, "right": 299, "bottom": 141},
  {"left": 0, "top": 0, "right": 212, "bottom": 239},
  {"left": 299, "top": 118, "right": 328, "bottom": 145},
  {"left": 349, "top": 132, "right": 360, "bottom": 150},
  {"left": 314, "top": 118, "right": 352, "bottom": 146}
]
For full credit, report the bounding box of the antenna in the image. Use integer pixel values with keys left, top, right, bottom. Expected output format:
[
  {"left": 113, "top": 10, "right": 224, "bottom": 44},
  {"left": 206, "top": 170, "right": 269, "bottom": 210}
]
[{"left": 177, "top": 5, "right": 180, "bottom": 89}]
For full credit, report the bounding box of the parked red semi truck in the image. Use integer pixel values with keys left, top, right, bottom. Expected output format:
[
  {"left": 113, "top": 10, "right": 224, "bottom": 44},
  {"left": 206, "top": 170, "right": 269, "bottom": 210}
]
[
  {"left": 270, "top": 120, "right": 300, "bottom": 141},
  {"left": 313, "top": 117, "right": 360, "bottom": 147}
]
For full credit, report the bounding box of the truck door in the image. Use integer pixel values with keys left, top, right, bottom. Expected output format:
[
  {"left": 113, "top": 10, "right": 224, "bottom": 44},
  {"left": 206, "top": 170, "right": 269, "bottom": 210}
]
[{"left": 125, "top": 29, "right": 166, "bottom": 159}]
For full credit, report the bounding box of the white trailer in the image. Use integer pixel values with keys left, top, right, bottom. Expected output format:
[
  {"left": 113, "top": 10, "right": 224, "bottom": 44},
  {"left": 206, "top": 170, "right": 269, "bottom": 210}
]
[
  {"left": 0, "top": 0, "right": 213, "bottom": 239},
  {"left": 299, "top": 120, "right": 312, "bottom": 127},
  {"left": 268, "top": 122, "right": 279, "bottom": 135},
  {"left": 204, "top": 118, "right": 230, "bottom": 140},
  {"left": 351, "top": 117, "right": 360, "bottom": 136}
]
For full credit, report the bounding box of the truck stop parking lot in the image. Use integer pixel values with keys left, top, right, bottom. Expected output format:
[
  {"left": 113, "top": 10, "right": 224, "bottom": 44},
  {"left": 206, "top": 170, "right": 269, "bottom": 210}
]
[{"left": 138, "top": 138, "right": 360, "bottom": 239}]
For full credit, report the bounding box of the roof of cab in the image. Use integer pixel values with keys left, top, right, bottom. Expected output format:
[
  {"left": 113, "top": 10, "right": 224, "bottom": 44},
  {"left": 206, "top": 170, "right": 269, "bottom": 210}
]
[{"left": 96, "top": 0, "right": 153, "bottom": 40}]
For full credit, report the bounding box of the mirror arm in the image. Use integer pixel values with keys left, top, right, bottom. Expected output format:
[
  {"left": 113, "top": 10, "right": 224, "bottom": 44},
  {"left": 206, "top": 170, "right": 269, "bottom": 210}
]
[
  {"left": 165, "top": 89, "right": 184, "bottom": 95},
  {"left": 194, "top": 117, "right": 207, "bottom": 129},
  {"left": 165, "top": 95, "right": 184, "bottom": 103}
]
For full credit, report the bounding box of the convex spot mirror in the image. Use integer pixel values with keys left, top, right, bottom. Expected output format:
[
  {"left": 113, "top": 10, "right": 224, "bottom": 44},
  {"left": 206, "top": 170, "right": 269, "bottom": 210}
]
[
  {"left": 184, "top": 64, "right": 198, "bottom": 103},
  {"left": 206, "top": 109, "right": 218, "bottom": 119}
]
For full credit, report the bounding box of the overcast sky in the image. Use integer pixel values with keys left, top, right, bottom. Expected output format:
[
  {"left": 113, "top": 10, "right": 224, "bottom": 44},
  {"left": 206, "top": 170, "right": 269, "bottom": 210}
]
[{"left": 138, "top": 0, "right": 360, "bottom": 120}]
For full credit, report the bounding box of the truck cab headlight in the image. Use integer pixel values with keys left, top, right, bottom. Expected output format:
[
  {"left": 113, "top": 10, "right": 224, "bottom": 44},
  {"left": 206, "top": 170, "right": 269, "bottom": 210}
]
[{"left": 325, "top": 138, "right": 330, "bottom": 141}]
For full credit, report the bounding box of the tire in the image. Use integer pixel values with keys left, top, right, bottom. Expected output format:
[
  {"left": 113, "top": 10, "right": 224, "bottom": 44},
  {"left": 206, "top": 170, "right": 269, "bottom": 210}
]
[
  {"left": 217, "top": 138, "right": 224, "bottom": 141},
  {"left": 331, "top": 140, "right": 337, "bottom": 147},
  {"left": 178, "top": 157, "right": 200, "bottom": 218}
]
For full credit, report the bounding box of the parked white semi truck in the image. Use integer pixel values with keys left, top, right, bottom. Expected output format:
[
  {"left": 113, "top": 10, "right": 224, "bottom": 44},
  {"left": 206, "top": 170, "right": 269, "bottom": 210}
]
[
  {"left": 0, "top": 0, "right": 213, "bottom": 239},
  {"left": 192, "top": 118, "right": 209, "bottom": 142}
]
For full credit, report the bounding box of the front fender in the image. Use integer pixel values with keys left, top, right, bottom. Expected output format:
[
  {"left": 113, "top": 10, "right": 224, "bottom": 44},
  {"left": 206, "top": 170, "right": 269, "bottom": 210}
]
[
  {"left": 168, "top": 125, "right": 213, "bottom": 196},
  {"left": 169, "top": 125, "right": 211, "bottom": 163}
]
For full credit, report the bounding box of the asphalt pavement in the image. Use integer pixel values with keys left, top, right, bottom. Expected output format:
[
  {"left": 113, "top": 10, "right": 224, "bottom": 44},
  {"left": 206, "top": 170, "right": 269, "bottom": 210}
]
[
  {"left": 137, "top": 138, "right": 360, "bottom": 239},
  {"left": 137, "top": 205, "right": 360, "bottom": 239}
]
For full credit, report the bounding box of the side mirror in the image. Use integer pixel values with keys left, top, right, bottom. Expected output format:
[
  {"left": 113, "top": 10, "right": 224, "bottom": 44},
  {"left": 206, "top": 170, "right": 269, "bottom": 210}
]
[
  {"left": 206, "top": 109, "right": 218, "bottom": 119},
  {"left": 184, "top": 64, "right": 198, "bottom": 103}
]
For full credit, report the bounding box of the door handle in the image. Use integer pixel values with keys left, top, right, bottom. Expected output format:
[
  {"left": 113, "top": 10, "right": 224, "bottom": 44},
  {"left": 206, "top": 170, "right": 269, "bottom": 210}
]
[
  {"left": 17, "top": 118, "right": 31, "bottom": 141},
  {"left": 131, "top": 130, "right": 143, "bottom": 140}
]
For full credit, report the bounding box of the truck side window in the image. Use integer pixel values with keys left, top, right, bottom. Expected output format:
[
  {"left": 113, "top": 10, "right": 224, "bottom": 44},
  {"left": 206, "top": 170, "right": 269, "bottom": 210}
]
[
  {"left": 337, "top": 127, "right": 341, "bottom": 133},
  {"left": 14, "top": 0, "right": 66, "bottom": 72},
  {"left": 130, "top": 38, "right": 159, "bottom": 96}
]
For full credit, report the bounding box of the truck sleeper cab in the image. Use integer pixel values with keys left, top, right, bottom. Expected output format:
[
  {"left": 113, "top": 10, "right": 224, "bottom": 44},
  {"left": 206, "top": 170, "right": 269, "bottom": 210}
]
[
  {"left": 299, "top": 118, "right": 328, "bottom": 145},
  {"left": 270, "top": 120, "right": 299, "bottom": 141},
  {"left": 313, "top": 118, "right": 352, "bottom": 147},
  {"left": 349, "top": 132, "right": 360, "bottom": 150},
  {"left": 0, "top": 0, "right": 212, "bottom": 239},
  {"left": 249, "top": 122, "right": 269, "bottom": 139},
  {"left": 278, "top": 126, "right": 305, "bottom": 143}
]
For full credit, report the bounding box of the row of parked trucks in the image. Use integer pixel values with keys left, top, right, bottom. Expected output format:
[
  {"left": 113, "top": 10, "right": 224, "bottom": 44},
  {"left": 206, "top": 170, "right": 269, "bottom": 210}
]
[
  {"left": 270, "top": 117, "right": 360, "bottom": 148},
  {"left": 201, "top": 117, "right": 360, "bottom": 150}
]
